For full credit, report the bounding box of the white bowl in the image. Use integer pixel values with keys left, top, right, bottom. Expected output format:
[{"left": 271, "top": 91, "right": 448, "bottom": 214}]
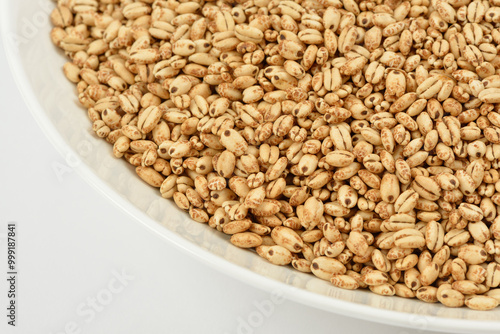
[{"left": 2, "top": 1, "right": 499, "bottom": 332}]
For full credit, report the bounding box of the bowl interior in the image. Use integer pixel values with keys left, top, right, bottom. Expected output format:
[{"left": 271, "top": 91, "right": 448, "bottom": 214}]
[{"left": 3, "top": 1, "right": 500, "bottom": 332}]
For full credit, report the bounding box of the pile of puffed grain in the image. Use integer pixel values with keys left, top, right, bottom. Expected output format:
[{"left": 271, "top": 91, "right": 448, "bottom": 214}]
[{"left": 50, "top": 0, "right": 500, "bottom": 310}]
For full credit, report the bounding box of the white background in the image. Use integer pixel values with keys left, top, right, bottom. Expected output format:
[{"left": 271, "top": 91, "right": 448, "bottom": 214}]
[{"left": 0, "top": 37, "right": 446, "bottom": 334}]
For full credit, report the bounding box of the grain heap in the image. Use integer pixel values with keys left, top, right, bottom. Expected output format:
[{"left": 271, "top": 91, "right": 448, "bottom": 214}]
[{"left": 50, "top": 0, "right": 500, "bottom": 310}]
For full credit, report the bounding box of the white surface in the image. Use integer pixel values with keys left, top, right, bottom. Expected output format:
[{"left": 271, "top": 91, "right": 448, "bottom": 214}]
[
  {"left": 0, "top": 36, "right": 442, "bottom": 334},
  {"left": 0, "top": 2, "right": 484, "bottom": 334}
]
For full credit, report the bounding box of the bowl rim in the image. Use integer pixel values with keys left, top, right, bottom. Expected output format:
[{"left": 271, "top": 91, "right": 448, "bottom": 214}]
[{"left": 2, "top": 2, "right": 500, "bottom": 332}]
